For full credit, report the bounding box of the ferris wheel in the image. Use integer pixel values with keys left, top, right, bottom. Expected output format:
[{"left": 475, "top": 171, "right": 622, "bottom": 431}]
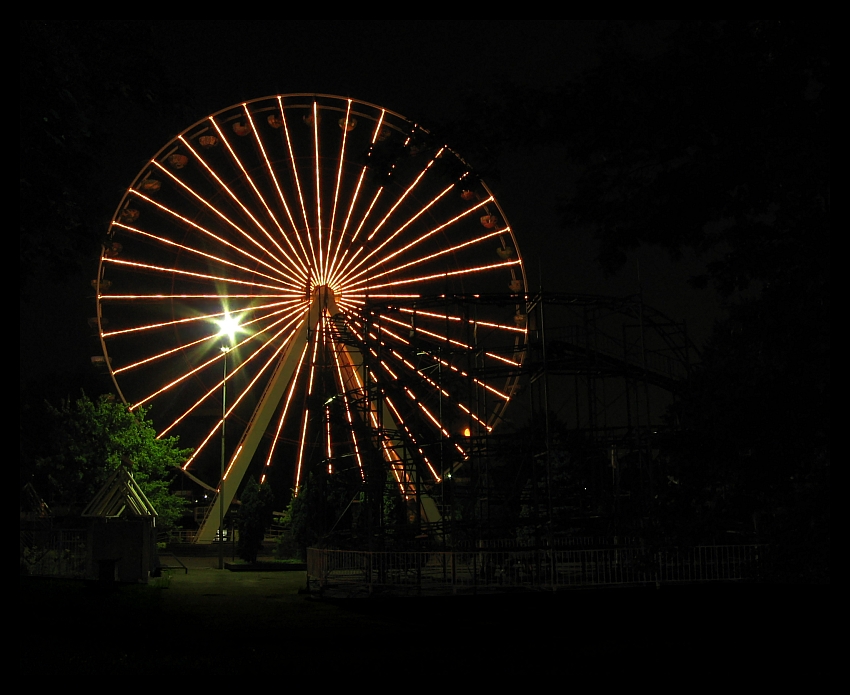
[{"left": 95, "top": 94, "right": 527, "bottom": 541}]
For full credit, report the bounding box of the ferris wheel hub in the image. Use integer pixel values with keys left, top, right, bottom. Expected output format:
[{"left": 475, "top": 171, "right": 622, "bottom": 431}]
[{"left": 311, "top": 284, "right": 339, "bottom": 305}]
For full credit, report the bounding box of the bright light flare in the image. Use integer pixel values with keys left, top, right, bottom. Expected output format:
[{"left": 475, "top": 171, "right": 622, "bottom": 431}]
[{"left": 214, "top": 311, "right": 245, "bottom": 344}]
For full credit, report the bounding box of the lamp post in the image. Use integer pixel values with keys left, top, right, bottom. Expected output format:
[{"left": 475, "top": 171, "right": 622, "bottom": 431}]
[
  {"left": 219, "top": 344, "right": 229, "bottom": 570},
  {"left": 214, "top": 311, "right": 242, "bottom": 570}
]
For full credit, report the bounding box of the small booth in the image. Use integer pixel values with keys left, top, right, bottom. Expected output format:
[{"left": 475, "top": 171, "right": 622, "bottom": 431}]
[{"left": 82, "top": 469, "right": 159, "bottom": 584}]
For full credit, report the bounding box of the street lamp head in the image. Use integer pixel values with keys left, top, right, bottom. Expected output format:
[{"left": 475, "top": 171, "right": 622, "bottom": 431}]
[{"left": 214, "top": 311, "right": 244, "bottom": 345}]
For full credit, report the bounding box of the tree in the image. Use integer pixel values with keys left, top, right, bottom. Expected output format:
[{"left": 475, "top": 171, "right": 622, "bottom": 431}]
[
  {"left": 286, "top": 471, "right": 360, "bottom": 555},
  {"left": 31, "top": 393, "right": 192, "bottom": 527},
  {"left": 571, "top": 22, "right": 829, "bottom": 578},
  {"left": 19, "top": 20, "right": 192, "bottom": 300},
  {"left": 236, "top": 478, "right": 275, "bottom": 563}
]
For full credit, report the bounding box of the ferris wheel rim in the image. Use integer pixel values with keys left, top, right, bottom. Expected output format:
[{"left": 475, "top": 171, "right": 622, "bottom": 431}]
[{"left": 96, "top": 93, "right": 529, "bottom": 503}]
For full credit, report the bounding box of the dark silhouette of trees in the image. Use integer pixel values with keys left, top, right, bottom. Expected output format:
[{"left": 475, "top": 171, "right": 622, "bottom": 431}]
[
  {"left": 566, "top": 22, "right": 828, "bottom": 578},
  {"left": 456, "top": 22, "right": 829, "bottom": 578},
  {"left": 479, "top": 22, "right": 829, "bottom": 289},
  {"left": 20, "top": 20, "right": 192, "bottom": 300}
]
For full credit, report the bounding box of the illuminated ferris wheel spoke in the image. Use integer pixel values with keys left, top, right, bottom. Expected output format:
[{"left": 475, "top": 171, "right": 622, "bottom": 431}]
[
  {"left": 310, "top": 102, "right": 326, "bottom": 281},
  {"left": 245, "top": 104, "right": 313, "bottom": 271},
  {"left": 403, "top": 383, "right": 450, "bottom": 437},
  {"left": 150, "top": 309, "right": 308, "bottom": 435},
  {"left": 277, "top": 98, "right": 319, "bottom": 272},
  {"left": 353, "top": 185, "right": 385, "bottom": 242},
  {"left": 103, "top": 257, "right": 291, "bottom": 295},
  {"left": 101, "top": 293, "right": 300, "bottom": 301},
  {"left": 293, "top": 411, "right": 311, "bottom": 491},
  {"left": 397, "top": 307, "right": 528, "bottom": 354},
  {"left": 182, "top": 422, "right": 224, "bottom": 471},
  {"left": 335, "top": 197, "right": 494, "bottom": 288},
  {"left": 324, "top": 406, "right": 333, "bottom": 473},
  {"left": 329, "top": 182, "right": 455, "bottom": 285},
  {"left": 345, "top": 314, "right": 490, "bottom": 438},
  {"left": 356, "top": 258, "right": 521, "bottom": 295},
  {"left": 339, "top": 294, "right": 423, "bottom": 304},
  {"left": 384, "top": 394, "right": 440, "bottom": 482},
  {"left": 101, "top": 304, "right": 256, "bottom": 340},
  {"left": 110, "top": 221, "right": 301, "bottom": 291},
  {"left": 177, "top": 134, "right": 297, "bottom": 268},
  {"left": 365, "top": 148, "right": 445, "bottom": 243},
  {"left": 151, "top": 159, "right": 294, "bottom": 277},
  {"left": 295, "top": 308, "right": 326, "bottom": 490},
  {"left": 328, "top": 113, "right": 385, "bottom": 267},
  {"left": 325, "top": 99, "right": 353, "bottom": 281},
  {"left": 108, "top": 300, "right": 300, "bottom": 376},
  {"left": 349, "top": 227, "right": 512, "bottom": 289},
  {"left": 208, "top": 113, "right": 310, "bottom": 278},
  {"left": 122, "top": 191, "right": 296, "bottom": 283},
  {"left": 371, "top": 110, "right": 387, "bottom": 144},
  {"left": 112, "top": 335, "right": 208, "bottom": 376}
]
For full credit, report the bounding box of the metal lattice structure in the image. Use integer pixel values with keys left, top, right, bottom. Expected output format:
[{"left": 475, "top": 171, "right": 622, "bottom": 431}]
[{"left": 345, "top": 291, "right": 697, "bottom": 542}]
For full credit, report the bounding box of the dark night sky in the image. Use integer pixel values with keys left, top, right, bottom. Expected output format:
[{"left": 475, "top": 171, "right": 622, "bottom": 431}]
[
  {"left": 19, "top": 22, "right": 830, "bottom": 593},
  {"left": 20, "top": 20, "right": 718, "bottom": 390}
]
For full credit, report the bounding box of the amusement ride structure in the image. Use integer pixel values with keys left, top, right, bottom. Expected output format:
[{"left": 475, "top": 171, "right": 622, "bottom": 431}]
[
  {"left": 93, "top": 94, "right": 699, "bottom": 549},
  {"left": 94, "top": 94, "right": 529, "bottom": 543}
]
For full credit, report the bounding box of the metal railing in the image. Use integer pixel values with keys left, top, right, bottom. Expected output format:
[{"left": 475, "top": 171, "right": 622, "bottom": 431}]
[
  {"left": 20, "top": 529, "right": 87, "bottom": 579},
  {"left": 462, "top": 536, "right": 642, "bottom": 549},
  {"left": 307, "top": 544, "right": 764, "bottom": 595},
  {"left": 157, "top": 529, "right": 200, "bottom": 544}
]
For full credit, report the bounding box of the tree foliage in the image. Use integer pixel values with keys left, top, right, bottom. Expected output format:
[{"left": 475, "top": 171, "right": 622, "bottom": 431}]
[
  {"left": 32, "top": 393, "right": 192, "bottom": 527},
  {"left": 236, "top": 478, "right": 275, "bottom": 563},
  {"left": 286, "top": 471, "right": 363, "bottom": 555}
]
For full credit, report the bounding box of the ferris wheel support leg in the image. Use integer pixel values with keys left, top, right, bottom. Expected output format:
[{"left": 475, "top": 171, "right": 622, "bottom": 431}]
[
  {"left": 336, "top": 339, "right": 442, "bottom": 529},
  {"left": 196, "top": 298, "right": 323, "bottom": 543}
]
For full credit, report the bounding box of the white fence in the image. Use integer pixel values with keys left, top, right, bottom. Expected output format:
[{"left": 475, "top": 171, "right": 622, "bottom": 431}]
[
  {"left": 20, "top": 529, "right": 87, "bottom": 579},
  {"left": 307, "top": 544, "right": 764, "bottom": 595}
]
